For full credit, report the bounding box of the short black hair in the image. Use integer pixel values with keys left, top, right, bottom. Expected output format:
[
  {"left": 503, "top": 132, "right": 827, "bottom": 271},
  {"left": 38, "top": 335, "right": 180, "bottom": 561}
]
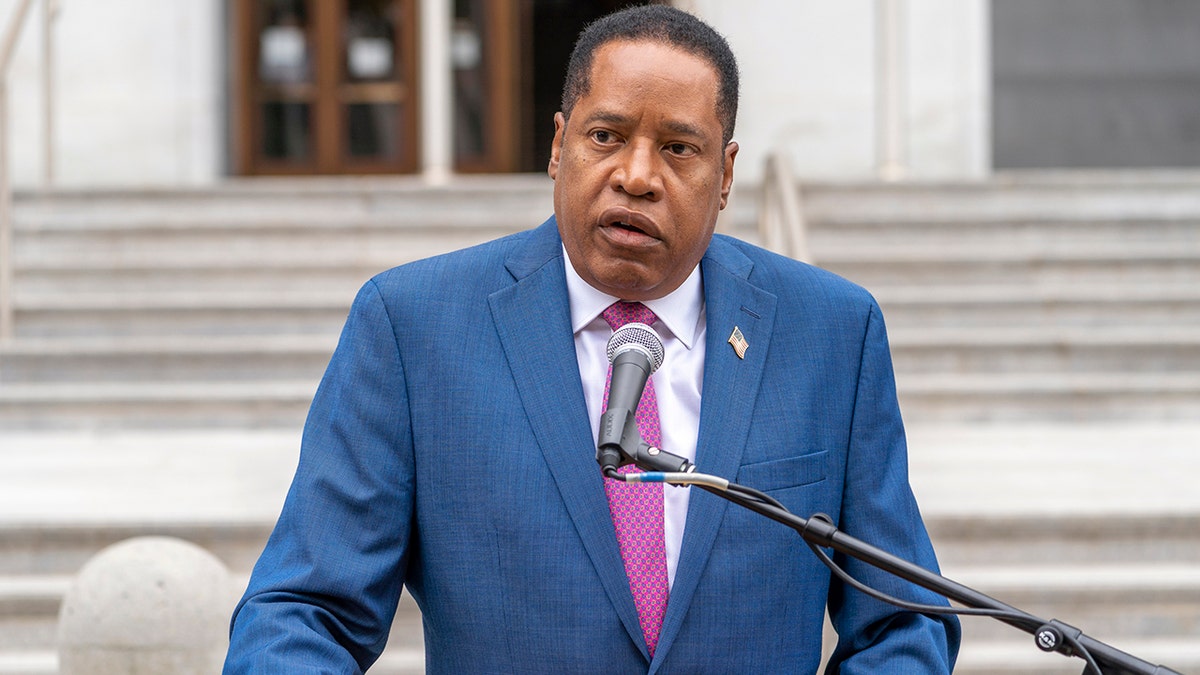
[{"left": 561, "top": 5, "right": 739, "bottom": 144}]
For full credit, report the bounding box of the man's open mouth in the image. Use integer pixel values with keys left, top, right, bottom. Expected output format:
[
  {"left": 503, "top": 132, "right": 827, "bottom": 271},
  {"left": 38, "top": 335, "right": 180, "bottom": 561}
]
[{"left": 600, "top": 208, "right": 657, "bottom": 240}]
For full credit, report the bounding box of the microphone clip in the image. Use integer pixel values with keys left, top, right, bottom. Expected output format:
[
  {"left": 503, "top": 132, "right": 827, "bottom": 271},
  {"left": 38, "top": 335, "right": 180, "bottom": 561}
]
[{"left": 596, "top": 408, "right": 694, "bottom": 476}]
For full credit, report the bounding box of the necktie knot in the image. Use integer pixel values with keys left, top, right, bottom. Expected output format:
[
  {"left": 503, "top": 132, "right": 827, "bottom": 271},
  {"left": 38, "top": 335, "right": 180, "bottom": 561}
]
[{"left": 603, "top": 301, "right": 657, "bottom": 331}]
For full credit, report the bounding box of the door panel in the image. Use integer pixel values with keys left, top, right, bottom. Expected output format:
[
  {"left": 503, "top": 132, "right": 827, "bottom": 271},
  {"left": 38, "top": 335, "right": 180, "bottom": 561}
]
[
  {"left": 452, "top": 0, "right": 522, "bottom": 173},
  {"left": 236, "top": 0, "right": 419, "bottom": 175}
]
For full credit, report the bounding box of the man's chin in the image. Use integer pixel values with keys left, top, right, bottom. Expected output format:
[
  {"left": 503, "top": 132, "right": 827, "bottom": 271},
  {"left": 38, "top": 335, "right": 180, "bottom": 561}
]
[{"left": 592, "top": 273, "right": 669, "bottom": 302}]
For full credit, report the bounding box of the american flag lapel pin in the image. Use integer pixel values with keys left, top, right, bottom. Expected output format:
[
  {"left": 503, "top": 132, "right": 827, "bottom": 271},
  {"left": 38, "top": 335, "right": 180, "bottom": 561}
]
[{"left": 728, "top": 326, "right": 748, "bottom": 359}]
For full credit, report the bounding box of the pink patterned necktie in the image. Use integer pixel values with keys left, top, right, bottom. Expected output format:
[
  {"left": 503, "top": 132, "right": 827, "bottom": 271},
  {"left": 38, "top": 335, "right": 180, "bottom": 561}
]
[{"left": 601, "top": 301, "right": 669, "bottom": 658}]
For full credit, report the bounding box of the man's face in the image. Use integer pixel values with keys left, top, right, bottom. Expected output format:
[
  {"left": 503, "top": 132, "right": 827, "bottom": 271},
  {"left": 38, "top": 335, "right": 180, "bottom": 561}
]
[{"left": 549, "top": 39, "right": 738, "bottom": 301}]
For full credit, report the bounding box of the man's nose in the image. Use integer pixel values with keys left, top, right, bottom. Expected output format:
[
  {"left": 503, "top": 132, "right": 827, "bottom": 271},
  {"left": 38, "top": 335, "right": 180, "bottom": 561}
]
[{"left": 612, "top": 140, "right": 662, "bottom": 199}]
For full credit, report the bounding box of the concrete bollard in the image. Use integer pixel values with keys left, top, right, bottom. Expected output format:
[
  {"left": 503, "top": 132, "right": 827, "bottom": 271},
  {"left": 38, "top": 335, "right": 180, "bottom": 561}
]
[{"left": 57, "top": 536, "right": 234, "bottom": 675}]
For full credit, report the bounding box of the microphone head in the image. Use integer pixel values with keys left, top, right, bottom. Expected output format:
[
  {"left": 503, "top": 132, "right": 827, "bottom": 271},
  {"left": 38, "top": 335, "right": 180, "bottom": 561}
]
[{"left": 606, "top": 322, "right": 665, "bottom": 372}]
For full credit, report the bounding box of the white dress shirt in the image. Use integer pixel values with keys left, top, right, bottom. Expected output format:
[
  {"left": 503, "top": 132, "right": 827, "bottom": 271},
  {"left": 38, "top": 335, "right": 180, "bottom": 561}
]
[{"left": 563, "top": 246, "right": 706, "bottom": 587}]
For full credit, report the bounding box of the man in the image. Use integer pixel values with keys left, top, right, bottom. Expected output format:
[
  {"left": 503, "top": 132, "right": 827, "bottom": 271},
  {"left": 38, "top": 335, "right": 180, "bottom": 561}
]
[{"left": 225, "top": 6, "right": 960, "bottom": 673}]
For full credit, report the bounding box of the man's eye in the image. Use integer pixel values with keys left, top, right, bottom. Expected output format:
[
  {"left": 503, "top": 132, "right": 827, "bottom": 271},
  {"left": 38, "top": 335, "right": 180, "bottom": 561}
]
[
  {"left": 592, "top": 130, "right": 614, "bottom": 144},
  {"left": 667, "top": 143, "right": 695, "bottom": 156}
]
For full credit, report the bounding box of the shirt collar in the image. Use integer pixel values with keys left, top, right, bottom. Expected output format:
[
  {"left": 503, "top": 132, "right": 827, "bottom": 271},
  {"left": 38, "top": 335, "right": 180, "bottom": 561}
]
[{"left": 563, "top": 244, "right": 704, "bottom": 349}]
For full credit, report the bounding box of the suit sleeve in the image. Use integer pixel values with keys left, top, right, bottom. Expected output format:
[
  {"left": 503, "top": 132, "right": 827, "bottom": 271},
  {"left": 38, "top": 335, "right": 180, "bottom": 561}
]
[
  {"left": 225, "top": 279, "right": 416, "bottom": 674},
  {"left": 824, "top": 301, "right": 962, "bottom": 673}
]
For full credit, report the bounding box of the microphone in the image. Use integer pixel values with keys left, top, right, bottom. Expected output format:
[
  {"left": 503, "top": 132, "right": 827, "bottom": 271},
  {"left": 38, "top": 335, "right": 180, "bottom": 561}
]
[{"left": 596, "top": 322, "right": 695, "bottom": 477}]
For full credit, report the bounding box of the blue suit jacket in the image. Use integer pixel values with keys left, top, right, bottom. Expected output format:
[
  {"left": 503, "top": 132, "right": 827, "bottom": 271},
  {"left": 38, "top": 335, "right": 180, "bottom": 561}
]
[{"left": 226, "top": 218, "right": 960, "bottom": 673}]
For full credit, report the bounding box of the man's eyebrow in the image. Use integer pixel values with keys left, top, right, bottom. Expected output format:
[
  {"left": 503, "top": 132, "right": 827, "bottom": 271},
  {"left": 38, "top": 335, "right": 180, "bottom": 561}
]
[
  {"left": 583, "top": 110, "right": 708, "bottom": 141},
  {"left": 661, "top": 119, "right": 706, "bottom": 140},
  {"left": 583, "top": 110, "right": 633, "bottom": 127}
]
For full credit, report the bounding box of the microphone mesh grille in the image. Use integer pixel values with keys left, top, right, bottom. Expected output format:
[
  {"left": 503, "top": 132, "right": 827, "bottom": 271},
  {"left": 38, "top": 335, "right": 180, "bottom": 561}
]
[{"left": 606, "top": 322, "right": 666, "bottom": 372}]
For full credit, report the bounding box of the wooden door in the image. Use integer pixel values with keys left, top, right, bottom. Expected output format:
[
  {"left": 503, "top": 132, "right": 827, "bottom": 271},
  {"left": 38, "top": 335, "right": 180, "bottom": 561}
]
[
  {"left": 450, "top": 0, "right": 524, "bottom": 173},
  {"left": 236, "top": 0, "right": 420, "bottom": 175}
]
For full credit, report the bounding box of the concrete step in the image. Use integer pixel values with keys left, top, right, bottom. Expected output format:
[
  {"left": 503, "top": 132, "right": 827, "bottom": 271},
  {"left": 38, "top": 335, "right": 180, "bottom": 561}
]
[
  {"left": 0, "top": 577, "right": 67, "bottom": 651},
  {"left": 813, "top": 227, "right": 1200, "bottom": 265},
  {"left": 888, "top": 326, "right": 1200, "bottom": 374},
  {"left": 0, "top": 336, "right": 336, "bottom": 383},
  {"left": 0, "top": 523, "right": 274, "bottom": 577},
  {"left": 13, "top": 176, "right": 554, "bottom": 229},
  {"left": 14, "top": 225, "right": 511, "bottom": 269},
  {"left": 820, "top": 240, "right": 1200, "bottom": 263},
  {"left": 896, "top": 371, "right": 1200, "bottom": 422},
  {"left": 0, "top": 648, "right": 426, "bottom": 675},
  {"left": 798, "top": 172, "right": 1200, "bottom": 225},
  {"left": 821, "top": 248, "right": 1200, "bottom": 290},
  {"left": 0, "top": 381, "right": 315, "bottom": 430},
  {"left": 0, "top": 652, "right": 55, "bottom": 675},
  {"left": 942, "top": 564, "right": 1200, "bottom": 643},
  {"left": 953, "top": 636, "right": 1200, "bottom": 675},
  {"left": 810, "top": 216, "right": 1200, "bottom": 247},
  {"left": 927, "top": 512, "right": 1200, "bottom": 570},
  {"left": 12, "top": 291, "right": 352, "bottom": 338},
  {"left": 875, "top": 284, "right": 1200, "bottom": 328},
  {"left": 15, "top": 261, "right": 379, "bottom": 295}
]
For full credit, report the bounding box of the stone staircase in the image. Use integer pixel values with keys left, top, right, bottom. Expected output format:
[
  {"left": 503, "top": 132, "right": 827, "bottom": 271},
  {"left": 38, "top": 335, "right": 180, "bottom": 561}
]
[
  {"left": 799, "top": 173, "right": 1200, "bottom": 424},
  {"left": 0, "top": 177, "right": 555, "bottom": 430},
  {"left": 1, "top": 172, "right": 1198, "bottom": 673}
]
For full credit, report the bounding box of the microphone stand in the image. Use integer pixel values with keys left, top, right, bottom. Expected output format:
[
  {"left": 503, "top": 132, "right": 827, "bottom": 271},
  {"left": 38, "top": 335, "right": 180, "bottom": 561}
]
[{"left": 608, "top": 465, "right": 1183, "bottom": 675}]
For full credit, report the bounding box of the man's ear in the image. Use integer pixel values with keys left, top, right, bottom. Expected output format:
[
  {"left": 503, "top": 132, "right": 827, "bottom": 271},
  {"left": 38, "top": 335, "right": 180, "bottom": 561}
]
[
  {"left": 548, "top": 112, "right": 566, "bottom": 180},
  {"left": 719, "top": 140, "right": 739, "bottom": 209}
]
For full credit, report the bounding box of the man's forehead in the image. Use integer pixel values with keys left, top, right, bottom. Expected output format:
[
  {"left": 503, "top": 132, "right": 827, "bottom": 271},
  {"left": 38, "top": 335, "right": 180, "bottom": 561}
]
[
  {"left": 592, "top": 37, "right": 714, "bottom": 74},
  {"left": 582, "top": 41, "right": 720, "bottom": 116}
]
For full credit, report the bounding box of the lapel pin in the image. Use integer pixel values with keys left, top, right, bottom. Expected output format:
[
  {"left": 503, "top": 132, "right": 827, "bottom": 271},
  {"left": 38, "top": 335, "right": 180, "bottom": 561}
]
[{"left": 728, "top": 326, "right": 748, "bottom": 359}]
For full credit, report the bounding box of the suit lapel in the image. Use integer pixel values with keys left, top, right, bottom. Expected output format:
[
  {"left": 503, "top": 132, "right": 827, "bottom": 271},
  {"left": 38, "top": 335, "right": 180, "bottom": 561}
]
[
  {"left": 488, "top": 218, "right": 648, "bottom": 655},
  {"left": 652, "top": 237, "right": 778, "bottom": 669}
]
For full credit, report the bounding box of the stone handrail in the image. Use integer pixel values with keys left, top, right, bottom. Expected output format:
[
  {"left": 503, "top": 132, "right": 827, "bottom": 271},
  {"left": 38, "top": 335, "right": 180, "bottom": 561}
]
[
  {"left": 758, "top": 152, "right": 811, "bottom": 264},
  {"left": 0, "top": 0, "right": 57, "bottom": 341}
]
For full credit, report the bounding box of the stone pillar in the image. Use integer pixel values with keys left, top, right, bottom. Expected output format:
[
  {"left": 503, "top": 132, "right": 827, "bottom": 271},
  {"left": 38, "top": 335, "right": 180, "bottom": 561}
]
[
  {"left": 57, "top": 536, "right": 235, "bottom": 675},
  {"left": 420, "top": 0, "right": 453, "bottom": 183}
]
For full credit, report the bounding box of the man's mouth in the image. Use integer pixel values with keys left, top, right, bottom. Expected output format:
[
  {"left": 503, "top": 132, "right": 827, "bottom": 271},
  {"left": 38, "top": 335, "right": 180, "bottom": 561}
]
[{"left": 599, "top": 208, "right": 658, "bottom": 243}]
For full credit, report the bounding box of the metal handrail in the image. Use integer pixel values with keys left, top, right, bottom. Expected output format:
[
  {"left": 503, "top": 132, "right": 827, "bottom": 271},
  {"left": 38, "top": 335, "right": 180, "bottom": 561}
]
[
  {"left": 758, "top": 152, "right": 811, "bottom": 264},
  {"left": 0, "top": 0, "right": 56, "bottom": 342}
]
